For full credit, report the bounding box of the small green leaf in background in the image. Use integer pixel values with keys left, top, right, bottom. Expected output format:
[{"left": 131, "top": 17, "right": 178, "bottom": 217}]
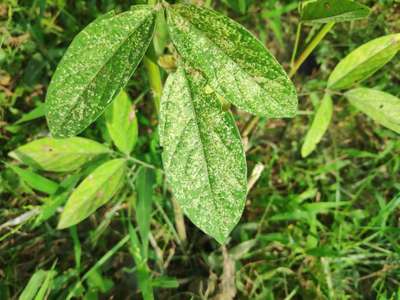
[
  {"left": 9, "top": 137, "right": 109, "bottom": 172},
  {"left": 301, "top": 94, "right": 333, "bottom": 158},
  {"left": 105, "top": 91, "right": 138, "bottom": 155},
  {"left": 328, "top": 34, "right": 400, "bottom": 89},
  {"left": 301, "top": 0, "right": 370, "bottom": 24},
  {"left": 9, "top": 165, "right": 59, "bottom": 195},
  {"left": 159, "top": 67, "right": 247, "bottom": 244},
  {"left": 167, "top": 4, "right": 297, "bottom": 118},
  {"left": 14, "top": 103, "right": 46, "bottom": 125},
  {"left": 58, "top": 158, "right": 126, "bottom": 229},
  {"left": 345, "top": 88, "right": 400, "bottom": 134},
  {"left": 46, "top": 6, "right": 156, "bottom": 137}
]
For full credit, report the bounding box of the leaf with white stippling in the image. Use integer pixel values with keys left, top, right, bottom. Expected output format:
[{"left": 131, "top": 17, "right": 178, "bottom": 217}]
[
  {"left": 159, "top": 67, "right": 247, "bottom": 244},
  {"left": 345, "top": 88, "right": 400, "bottom": 134},
  {"left": 46, "top": 6, "right": 156, "bottom": 137},
  {"left": 58, "top": 158, "right": 126, "bottom": 229},
  {"left": 167, "top": 4, "right": 297, "bottom": 118}
]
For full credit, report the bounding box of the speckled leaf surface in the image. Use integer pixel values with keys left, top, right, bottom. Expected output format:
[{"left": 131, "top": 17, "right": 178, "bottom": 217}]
[
  {"left": 167, "top": 4, "right": 297, "bottom": 118},
  {"left": 159, "top": 67, "right": 247, "bottom": 243},
  {"left": 301, "top": 0, "right": 370, "bottom": 24},
  {"left": 105, "top": 91, "right": 138, "bottom": 155},
  {"left": 58, "top": 158, "right": 126, "bottom": 229},
  {"left": 328, "top": 34, "right": 400, "bottom": 90},
  {"left": 9, "top": 137, "right": 109, "bottom": 172},
  {"left": 345, "top": 88, "right": 400, "bottom": 134},
  {"left": 46, "top": 6, "right": 155, "bottom": 137},
  {"left": 301, "top": 94, "right": 333, "bottom": 158}
]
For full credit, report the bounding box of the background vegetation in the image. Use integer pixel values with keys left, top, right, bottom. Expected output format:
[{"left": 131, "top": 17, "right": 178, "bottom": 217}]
[{"left": 1, "top": 0, "right": 400, "bottom": 299}]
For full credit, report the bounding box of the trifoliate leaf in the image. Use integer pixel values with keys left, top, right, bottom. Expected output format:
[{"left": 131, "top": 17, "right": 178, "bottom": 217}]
[
  {"left": 167, "top": 4, "right": 297, "bottom": 118},
  {"left": 159, "top": 67, "right": 247, "bottom": 244},
  {"left": 46, "top": 6, "right": 155, "bottom": 137}
]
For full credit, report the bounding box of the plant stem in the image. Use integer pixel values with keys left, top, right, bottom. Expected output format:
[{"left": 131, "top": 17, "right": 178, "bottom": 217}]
[
  {"left": 289, "top": 22, "right": 334, "bottom": 78},
  {"left": 143, "top": 55, "right": 162, "bottom": 114},
  {"left": 143, "top": 19, "right": 188, "bottom": 246},
  {"left": 290, "top": 22, "right": 302, "bottom": 68},
  {"left": 171, "top": 197, "right": 187, "bottom": 245}
]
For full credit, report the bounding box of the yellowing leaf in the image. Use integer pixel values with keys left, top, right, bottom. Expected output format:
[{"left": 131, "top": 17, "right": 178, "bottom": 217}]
[
  {"left": 345, "top": 88, "right": 400, "bottom": 134},
  {"left": 159, "top": 67, "right": 247, "bottom": 244},
  {"left": 301, "top": 94, "right": 333, "bottom": 158},
  {"left": 328, "top": 34, "right": 400, "bottom": 90},
  {"left": 46, "top": 7, "right": 156, "bottom": 137},
  {"left": 167, "top": 4, "right": 297, "bottom": 118},
  {"left": 105, "top": 91, "right": 138, "bottom": 155},
  {"left": 58, "top": 159, "right": 126, "bottom": 229},
  {"left": 9, "top": 137, "right": 109, "bottom": 172}
]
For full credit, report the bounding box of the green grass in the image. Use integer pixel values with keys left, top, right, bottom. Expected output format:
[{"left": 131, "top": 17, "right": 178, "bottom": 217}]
[{"left": 1, "top": 0, "right": 400, "bottom": 299}]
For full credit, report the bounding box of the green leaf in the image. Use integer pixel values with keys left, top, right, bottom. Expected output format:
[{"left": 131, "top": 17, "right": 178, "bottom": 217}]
[
  {"left": 58, "top": 158, "right": 126, "bottom": 229},
  {"left": 46, "top": 6, "right": 156, "bottom": 137},
  {"left": 328, "top": 34, "right": 400, "bottom": 90},
  {"left": 159, "top": 67, "right": 247, "bottom": 244},
  {"left": 167, "top": 4, "right": 297, "bottom": 118},
  {"left": 105, "top": 91, "right": 138, "bottom": 155},
  {"left": 9, "top": 137, "right": 109, "bottom": 172},
  {"left": 9, "top": 165, "right": 59, "bottom": 195},
  {"left": 301, "top": 94, "right": 333, "bottom": 158},
  {"left": 136, "top": 168, "right": 155, "bottom": 259},
  {"left": 301, "top": 0, "right": 370, "bottom": 24},
  {"left": 14, "top": 103, "right": 45, "bottom": 125},
  {"left": 345, "top": 88, "right": 400, "bottom": 134},
  {"left": 19, "top": 270, "right": 46, "bottom": 300}
]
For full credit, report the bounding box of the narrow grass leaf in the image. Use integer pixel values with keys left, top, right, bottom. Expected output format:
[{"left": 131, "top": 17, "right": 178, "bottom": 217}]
[
  {"left": 33, "top": 269, "right": 57, "bottom": 300},
  {"left": 19, "top": 270, "right": 47, "bottom": 300},
  {"left": 167, "top": 4, "right": 297, "bottom": 118},
  {"left": 136, "top": 168, "right": 155, "bottom": 259},
  {"left": 301, "top": 94, "right": 333, "bottom": 158},
  {"left": 128, "top": 223, "right": 154, "bottom": 300},
  {"left": 58, "top": 158, "right": 126, "bottom": 229},
  {"left": 9, "top": 165, "right": 59, "bottom": 195},
  {"left": 159, "top": 67, "right": 247, "bottom": 244},
  {"left": 301, "top": 0, "right": 370, "bottom": 24},
  {"left": 9, "top": 137, "right": 109, "bottom": 172},
  {"left": 345, "top": 88, "right": 400, "bottom": 134},
  {"left": 105, "top": 91, "right": 138, "bottom": 155},
  {"left": 46, "top": 6, "right": 156, "bottom": 137},
  {"left": 328, "top": 34, "right": 400, "bottom": 89}
]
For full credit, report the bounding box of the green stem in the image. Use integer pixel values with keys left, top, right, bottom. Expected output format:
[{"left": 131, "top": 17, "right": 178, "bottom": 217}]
[
  {"left": 289, "top": 22, "right": 335, "bottom": 78},
  {"left": 143, "top": 11, "right": 188, "bottom": 247},
  {"left": 290, "top": 22, "right": 302, "bottom": 68},
  {"left": 143, "top": 54, "right": 162, "bottom": 114}
]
